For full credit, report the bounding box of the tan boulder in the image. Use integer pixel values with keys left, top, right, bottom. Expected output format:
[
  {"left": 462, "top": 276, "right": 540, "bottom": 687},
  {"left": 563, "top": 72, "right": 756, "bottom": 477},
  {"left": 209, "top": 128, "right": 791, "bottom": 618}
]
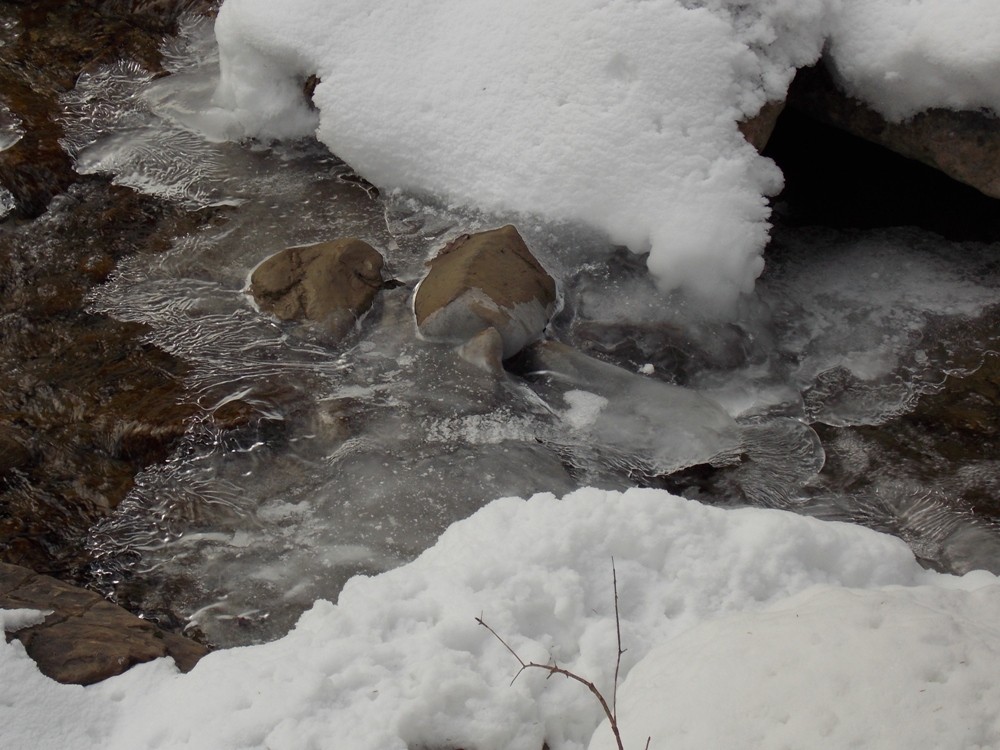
[
  {"left": 249, "top": 239, "right": 384, "bottom": 342},
  {"left": 413, "top": 225, "right": 557, "bottom": 359},
  {"left": 1, "top": 562, "right": 208, "bottom": 685}
]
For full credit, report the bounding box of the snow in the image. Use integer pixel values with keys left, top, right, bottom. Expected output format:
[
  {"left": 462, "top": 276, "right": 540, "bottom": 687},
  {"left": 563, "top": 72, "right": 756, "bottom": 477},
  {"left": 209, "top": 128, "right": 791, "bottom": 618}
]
[
  {"left": 208, "top": 0, "right": 1000, "bottom": 307},
  {"left": 3, "top": 488, "right": 999, "bottom": 749},
  {"left": 829, "top": 0, "right": 1000, "bottom": 121},
  {"left": 591, "top": 583, "right": 1000, "bottom": 750}
]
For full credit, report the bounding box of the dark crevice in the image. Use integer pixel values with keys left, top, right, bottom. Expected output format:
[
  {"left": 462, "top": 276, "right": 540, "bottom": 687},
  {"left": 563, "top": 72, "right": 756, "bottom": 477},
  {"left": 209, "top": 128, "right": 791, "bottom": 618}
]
[{"left": 764, "top": 107, "right": 1000, "bottom": 243}]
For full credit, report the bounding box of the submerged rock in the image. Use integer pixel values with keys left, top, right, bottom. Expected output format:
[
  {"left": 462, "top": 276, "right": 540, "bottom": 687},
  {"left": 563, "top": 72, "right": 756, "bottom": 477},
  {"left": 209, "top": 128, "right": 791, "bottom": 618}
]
[
  {"left": 521, "top": 340, "right": 742, "bottom": 474},
  {"left": 249, "top": 239, "right": 385, "bottom": 342},
  {"left": 1, "top": 561, "right": 207, "bottom": 685},
  {"left": 414, "top": 225, "right": 557, "bottom": 359}
]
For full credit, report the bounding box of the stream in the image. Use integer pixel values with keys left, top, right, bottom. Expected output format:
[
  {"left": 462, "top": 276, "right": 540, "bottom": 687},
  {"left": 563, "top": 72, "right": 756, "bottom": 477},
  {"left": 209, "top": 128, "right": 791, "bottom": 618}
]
[{"left": 41, "top": 17, "right": 1000, "bottom": 647}]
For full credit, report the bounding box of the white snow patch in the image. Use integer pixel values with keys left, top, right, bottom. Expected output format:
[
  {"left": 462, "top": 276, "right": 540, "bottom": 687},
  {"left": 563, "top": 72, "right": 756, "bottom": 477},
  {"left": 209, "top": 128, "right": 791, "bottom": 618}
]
[
  {"left": 829, "top": 0, "right": 1000, "bottom": 121},
  {"left": 2, "top": 488, "right": 998, "bottom": 749},
  {"left": 0, "top": 608, "right": 50, "bottom": 632},
  {"left": 210, "top": 0, "right": 836, "bottom": 308},
  {"left": 207, "top": 1, "right": 1000, "bottom": 307},
  {"left": 591, "top": 583, "right": 1000, "bottom": 750},
  {"left": 563, "top": 390, "right": 609, "bottom": 430}
]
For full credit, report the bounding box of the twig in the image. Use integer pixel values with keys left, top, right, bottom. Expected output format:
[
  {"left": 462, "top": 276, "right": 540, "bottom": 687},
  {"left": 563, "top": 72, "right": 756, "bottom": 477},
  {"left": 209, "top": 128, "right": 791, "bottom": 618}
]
[
  {"left": 612, "top": 557, "right": 624, "bottom": 722},
  {"left": 476, "top": 560, "right": 630, "bottom": 750}
]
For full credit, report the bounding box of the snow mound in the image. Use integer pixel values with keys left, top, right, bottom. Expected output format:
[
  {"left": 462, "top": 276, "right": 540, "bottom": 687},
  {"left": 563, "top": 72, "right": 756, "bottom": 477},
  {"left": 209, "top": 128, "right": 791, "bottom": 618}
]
[
  {"left": 207, "top": 1, "right": 1000, "bottom": 307},
  {"left": 592, "top": 584, "right": 1000, "bottom": 749},
  {"left": 830, "top": 0, "right": 1000, "bottom": 121},
  {"left": 211, "top": 0, "right": 833, "bottom": 309},
  {"left": 4, "top": 488, "right": 998, "bottom": 749}
]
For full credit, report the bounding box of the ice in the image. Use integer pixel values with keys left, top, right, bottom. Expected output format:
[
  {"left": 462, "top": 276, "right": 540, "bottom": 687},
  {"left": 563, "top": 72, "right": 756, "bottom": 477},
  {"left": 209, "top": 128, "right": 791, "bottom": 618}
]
[
  {"left": 43, "top": 0, "right": 997, "bottom": 651},
  {"left": 756, "top": 227, "right": 1000, "bottom": 426},
  {"left": 0, "top": 100, "right": 22, "bottom": 152},
  {"left": 520, "top": 341, "right": 743, "bottom": 475}
]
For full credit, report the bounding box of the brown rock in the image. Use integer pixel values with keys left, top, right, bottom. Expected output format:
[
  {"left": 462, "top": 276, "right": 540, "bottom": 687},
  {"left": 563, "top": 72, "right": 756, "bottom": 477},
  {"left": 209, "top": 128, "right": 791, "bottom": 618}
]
[
  {"left": 414, "top": 225, "right": 557, "bottom": 359},
  {"left": 0, "top": 426, "right": 32, "bottom": 476},
  {"left": 739, "top": 99, "right": 786, "bottom": 152},
  {"left": 250, "top": 239, "right": 385, "bottom": 342},
  {"left": 457, "top": 327, "right": 506, "bottom": 376},
  {"left": 1, "top": 561, "right": 208, "bottom": 684},
  {"left": 788, "top": 62, "right": 1000, "bottom": 200}
]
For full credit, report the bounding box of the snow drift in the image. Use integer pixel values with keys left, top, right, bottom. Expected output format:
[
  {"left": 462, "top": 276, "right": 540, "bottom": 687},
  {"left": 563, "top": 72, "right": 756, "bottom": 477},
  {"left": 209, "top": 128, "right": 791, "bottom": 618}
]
[{"left": 208, "top": 0, "right": 1000, "bottom": 308}]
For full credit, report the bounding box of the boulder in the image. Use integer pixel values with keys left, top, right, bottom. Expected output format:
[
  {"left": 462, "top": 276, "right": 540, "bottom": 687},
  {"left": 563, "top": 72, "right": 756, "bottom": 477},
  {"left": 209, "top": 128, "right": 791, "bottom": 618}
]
[
  {"left": 457, "top": 326, "right": 506, "bottom": 376},
  {"left": 249, "top": 239, "right": 385, "bottom": 342},
  {"left": 739, "top": 99, "right": 786, "bottom": 152},
  {"left": 788, "top": 63, "right": 1000, "bottom": 200},
  {"left": 1, "top": 562, "right": 208, "bottom": 685},
  {"left": 413, "top": 225, "right": 557, "bottom": 359}
]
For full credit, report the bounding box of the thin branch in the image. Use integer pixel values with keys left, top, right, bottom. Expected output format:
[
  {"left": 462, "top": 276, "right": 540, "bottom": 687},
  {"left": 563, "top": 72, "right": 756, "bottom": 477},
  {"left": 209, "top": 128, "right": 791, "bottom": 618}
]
[
  {"left": 612, "top": 557, "right": 625, "bottom": 722},
  {"left": 476, "top": 614, "right": 625, "bottom": 750}
]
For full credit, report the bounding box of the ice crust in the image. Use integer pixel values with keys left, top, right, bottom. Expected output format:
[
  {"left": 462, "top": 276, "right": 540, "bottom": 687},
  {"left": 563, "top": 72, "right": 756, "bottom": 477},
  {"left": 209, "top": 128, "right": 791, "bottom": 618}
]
[{"left": 4, "top": 488, "right": 998, "bottom": 750}]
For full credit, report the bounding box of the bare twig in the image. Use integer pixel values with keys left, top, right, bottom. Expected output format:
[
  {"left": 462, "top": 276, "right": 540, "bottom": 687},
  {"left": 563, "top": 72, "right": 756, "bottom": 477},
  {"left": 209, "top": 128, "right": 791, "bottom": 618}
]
[
  {"left": 477, "top": 560, "right": 631, "bottom": 750},
  {"left": 612, "top": 557, "right": 624, "bottom": 722}
]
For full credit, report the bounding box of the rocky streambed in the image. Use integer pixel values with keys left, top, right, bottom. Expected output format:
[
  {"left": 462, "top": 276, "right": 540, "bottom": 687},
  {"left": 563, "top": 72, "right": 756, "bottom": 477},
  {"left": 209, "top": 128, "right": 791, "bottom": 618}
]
[{"left": 3, "top": 1, "right": 1000, "bottom": 682}]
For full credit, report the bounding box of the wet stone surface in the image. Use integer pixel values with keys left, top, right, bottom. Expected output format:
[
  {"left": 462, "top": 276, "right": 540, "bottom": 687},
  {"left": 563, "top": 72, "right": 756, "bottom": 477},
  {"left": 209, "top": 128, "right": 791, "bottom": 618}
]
[
  {"left": 0, "top": 180, "right": 219, "bottom": 576},
  {"left": 1, "top": 561, "right": 207, "bottom": 684}
]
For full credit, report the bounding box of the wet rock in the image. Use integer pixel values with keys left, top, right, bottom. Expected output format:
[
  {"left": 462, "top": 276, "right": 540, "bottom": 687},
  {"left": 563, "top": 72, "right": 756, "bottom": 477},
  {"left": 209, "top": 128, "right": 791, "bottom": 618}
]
[
  {"left": 1, "top": 561, "right": 208, "bottom": 684},
  {"left": 458, "top": 327, "right": 506, "bottom": 376},
  {"left": 0, "top": 426, "right": 32, "bottom": 477},
  {"left": 249, "top": 239, "right": 385, "bottom": 342},
  {"left": 414, "top": 225, "right": 557, "bottom": 359},
  {"left": 0, "top": 181, "right": 209, "bottom": 576},
  {"left": 739, "top": 99, "right": 786, "bottom": 152},
  {"left": 788, "top": 62, "right": 1000, "bottom": 200}
]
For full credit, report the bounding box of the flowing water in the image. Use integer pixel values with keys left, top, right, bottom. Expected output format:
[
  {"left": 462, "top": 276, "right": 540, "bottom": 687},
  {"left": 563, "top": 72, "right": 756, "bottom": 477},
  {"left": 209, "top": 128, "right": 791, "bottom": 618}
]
[{"left": 44, "top": 17, "right": 1000, "bottom": 646}]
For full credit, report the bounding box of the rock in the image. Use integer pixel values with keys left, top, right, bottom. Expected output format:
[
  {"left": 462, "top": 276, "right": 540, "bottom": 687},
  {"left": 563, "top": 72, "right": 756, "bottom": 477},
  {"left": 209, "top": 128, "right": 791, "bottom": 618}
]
[
  {"left": 249, "top": 239, "right": 385, "bottom": 342},
  {"left": 1, "top": 561, "right": 208, "bottom": 684},
  {"left": 788, "top": 62, "right": 1000, "bottom": 200},
  {"left": 739, "top": 99, "right": 786, "bottom": 152},
  {"left": 414, "top": 225, "right": 557, "bottom": 359},
  {"left": 457, "top": 327, "right": 506, "bottom": 376},
  {"left": 0, "top": 426, "right": 32, "bottom": 477},
  {"left": 520, "top": 340, "right": 743, "bottom": 474}
]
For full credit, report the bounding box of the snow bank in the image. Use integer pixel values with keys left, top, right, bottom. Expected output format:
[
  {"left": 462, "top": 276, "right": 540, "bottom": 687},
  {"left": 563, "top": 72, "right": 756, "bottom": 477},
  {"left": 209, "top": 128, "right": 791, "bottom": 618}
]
[
  {"left": 3, "top": 488, "right": 998, "bottom": 749},
  {"left": 830, "top": 0, "right": 1000, "bottom": 121},
  {"left": 211, "top": 0, "right": 833, "bottom": 309},
  {"left": 591, "top": 583, "right": 1000, "bottom": 750},
  {"left": 208, "top": 0, "right": 1000, "bottom": 308}
]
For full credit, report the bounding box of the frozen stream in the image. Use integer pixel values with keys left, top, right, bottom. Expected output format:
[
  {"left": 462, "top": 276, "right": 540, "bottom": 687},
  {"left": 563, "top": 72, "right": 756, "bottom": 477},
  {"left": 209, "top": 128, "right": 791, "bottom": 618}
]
[{"left": 62, "top": 18, "right": 1000, "bottom": 646}]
